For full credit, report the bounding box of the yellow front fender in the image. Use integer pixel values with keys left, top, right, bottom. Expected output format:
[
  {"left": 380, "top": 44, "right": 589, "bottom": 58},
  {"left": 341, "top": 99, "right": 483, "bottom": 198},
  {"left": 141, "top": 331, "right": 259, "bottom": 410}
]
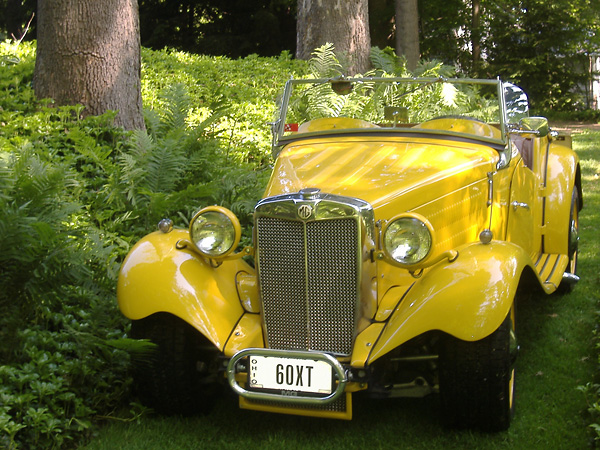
[
  {"left": 367, "top": 241, "right": 532, "bottom": 364},
  {"left": 117, "top": 229, "right": 255, "bottom": 351},
  {"left": 543, "top": 141, "right": 581, "bottom": 254}
]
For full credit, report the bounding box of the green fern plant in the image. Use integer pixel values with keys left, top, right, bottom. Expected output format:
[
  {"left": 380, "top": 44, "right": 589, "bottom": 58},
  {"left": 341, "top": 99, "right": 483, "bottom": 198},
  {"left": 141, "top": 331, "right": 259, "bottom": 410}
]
[
  {"left": 309, "top": 43, "right": 344, "bottom": 78},
  {"left": 289, "top": 44, "right": 499, "bottom": 125},
  {"left": 370, "top": 46, "right": 409, "bottom": 76},
  {"left": 118, "top": 129, "right": 187, "bottom": 208},
  {"left": 115, "top": 83, "right": 234, "bottom": 232},
  {"left": 289, "top": 44, "right": 364, "bottom": 122},
  {"left": 160, "top": 83, "right": 192, "bottom": 132}
]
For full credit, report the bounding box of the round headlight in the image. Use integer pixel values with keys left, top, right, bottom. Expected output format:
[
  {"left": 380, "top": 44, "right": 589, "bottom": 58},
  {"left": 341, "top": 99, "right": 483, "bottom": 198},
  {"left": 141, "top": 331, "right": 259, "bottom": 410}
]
[
  {"left": 384, "top": 216, "right": 433, "bottom": 265},
  {"left": 189, "top": 207, "right": 240, "bottom": 258}
]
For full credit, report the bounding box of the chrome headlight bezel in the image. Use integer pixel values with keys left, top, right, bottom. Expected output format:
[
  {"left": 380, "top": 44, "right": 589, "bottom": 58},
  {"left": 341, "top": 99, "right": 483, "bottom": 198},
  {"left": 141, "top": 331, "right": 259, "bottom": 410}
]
[
  {"left": 382, "top": 214, "right": 434, "bottom": 267},
  {"left": 189, "top": 206, "right": 241, "bottom": 259}
]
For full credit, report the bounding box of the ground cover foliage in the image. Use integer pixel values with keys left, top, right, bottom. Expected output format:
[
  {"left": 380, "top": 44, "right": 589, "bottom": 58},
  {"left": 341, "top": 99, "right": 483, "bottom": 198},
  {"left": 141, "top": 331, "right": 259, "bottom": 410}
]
[
  {"left": 1, "top": 39, "right": 599, "bottom": 448},
  {"left": 0, "top": 39, "right": 307, "bottom": 449}
]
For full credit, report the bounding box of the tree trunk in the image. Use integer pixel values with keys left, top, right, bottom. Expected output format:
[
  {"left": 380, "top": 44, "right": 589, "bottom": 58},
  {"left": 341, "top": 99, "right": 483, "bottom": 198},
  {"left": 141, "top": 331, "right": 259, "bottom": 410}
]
[
  {"left": 34, "top": 0, "right": 145, "bottom": 130},
  {"left": 296, "top": 0, "right": 371, "bottom": 75},
  {"left": 395, "top": 0, "right": 419, "bottom": 72},
  {"left": 472, "top": 0, "right": 481, "bottom": 74}
]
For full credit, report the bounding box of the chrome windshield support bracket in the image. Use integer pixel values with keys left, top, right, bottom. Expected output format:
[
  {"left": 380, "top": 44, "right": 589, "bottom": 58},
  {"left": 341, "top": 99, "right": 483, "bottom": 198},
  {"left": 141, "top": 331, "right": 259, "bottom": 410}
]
[
  {"left": 496, "top": 144, "right": 511, "bottom": 170},
  {"left": 484, "top": 172, "right": 495, "bottom": 241},
  {"left": 487, "top": 172, "right": 494, "bottom": 207}
]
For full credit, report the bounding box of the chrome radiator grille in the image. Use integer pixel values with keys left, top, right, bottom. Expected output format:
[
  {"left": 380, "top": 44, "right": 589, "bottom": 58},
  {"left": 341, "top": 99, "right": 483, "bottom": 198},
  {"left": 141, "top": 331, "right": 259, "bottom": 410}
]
[{"left": 256, "top": 216, "right": 360, "bottom": 355}]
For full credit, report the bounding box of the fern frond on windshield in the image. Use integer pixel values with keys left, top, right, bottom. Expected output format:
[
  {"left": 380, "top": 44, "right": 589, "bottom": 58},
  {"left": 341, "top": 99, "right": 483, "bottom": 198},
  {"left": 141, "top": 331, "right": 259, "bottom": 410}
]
[{"left": 309, "top": 43, "right": 343, "bottom": 78}]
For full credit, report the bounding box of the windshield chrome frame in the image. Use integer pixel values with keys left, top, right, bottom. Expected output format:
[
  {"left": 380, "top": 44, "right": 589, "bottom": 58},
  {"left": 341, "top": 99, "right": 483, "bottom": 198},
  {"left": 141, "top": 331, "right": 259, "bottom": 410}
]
[{"left": 271, "top": 77, "right": 510, "bottom": 155}]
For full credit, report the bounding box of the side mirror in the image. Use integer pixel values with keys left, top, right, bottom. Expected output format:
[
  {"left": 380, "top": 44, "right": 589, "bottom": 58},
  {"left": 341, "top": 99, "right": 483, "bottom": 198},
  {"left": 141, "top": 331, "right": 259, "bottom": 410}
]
[
  {"left": 331, "top": 80, "right": 354, "bottom": 95},
  {"left": 518, "top": 117, "right": 549, "bottom": 138},
  {"left": 384, "top": 106, "right": 409, "bottom": 125}
]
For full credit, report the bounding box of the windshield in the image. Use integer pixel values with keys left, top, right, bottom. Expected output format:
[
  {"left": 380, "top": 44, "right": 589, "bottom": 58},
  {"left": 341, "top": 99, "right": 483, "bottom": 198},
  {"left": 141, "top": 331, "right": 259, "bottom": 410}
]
[{"left": 272, "top": 77, "right": 521, "bottom": 149}]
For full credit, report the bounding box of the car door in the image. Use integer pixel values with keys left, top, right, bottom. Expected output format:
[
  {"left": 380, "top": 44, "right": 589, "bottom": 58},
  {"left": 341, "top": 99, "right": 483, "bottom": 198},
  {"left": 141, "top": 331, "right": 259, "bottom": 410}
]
[
  {"left": 503, "top": 84, "right": 544, "bottom": 258},
  {"left": 506, "top": 135, "right": 543, "bottom": 258}
]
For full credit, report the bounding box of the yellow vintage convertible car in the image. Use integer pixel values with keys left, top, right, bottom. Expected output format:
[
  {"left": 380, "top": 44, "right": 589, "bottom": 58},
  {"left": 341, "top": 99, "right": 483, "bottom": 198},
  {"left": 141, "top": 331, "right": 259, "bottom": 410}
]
[{"left": 117, "top": 77, "right": 582, "bottom": 431}]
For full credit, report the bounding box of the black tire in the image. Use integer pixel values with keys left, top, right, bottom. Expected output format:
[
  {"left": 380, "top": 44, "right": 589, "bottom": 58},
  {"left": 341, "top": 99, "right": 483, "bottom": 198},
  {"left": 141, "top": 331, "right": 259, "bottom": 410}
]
[
  {"left": 557, "top": 188, "right": 580, "bottom": 294},
  {"left": 130, "top": 313, "right": 222, "bottom": 415},
  {"left": 439, "top": 310, "right": 516, "bottom": 432}
]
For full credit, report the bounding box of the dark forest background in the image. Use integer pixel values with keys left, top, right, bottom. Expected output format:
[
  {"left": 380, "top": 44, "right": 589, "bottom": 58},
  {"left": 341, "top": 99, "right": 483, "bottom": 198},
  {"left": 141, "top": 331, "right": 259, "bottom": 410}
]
[{"left": 3, "top": 0, "right": 600, "bottom": 112}]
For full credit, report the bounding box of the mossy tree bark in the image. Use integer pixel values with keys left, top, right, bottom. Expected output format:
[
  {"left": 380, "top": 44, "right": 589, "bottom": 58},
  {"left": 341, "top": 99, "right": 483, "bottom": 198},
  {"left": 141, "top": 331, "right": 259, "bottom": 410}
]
[{"left": 34, "top": 0, "right": 145, "bottom": 130}]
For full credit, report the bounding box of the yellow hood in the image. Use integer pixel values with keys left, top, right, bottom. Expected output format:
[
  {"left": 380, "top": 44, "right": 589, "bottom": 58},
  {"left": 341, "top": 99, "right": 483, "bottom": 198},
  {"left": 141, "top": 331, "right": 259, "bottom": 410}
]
[{"left": 264, "top": 136, "right": 499, "bottom": 214}]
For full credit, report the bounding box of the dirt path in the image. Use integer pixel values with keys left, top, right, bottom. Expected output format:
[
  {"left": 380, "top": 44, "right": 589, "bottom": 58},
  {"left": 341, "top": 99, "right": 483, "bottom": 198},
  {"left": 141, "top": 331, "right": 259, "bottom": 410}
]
[{"left": 551, "top": 121, "right": 600, "bottom": 132}]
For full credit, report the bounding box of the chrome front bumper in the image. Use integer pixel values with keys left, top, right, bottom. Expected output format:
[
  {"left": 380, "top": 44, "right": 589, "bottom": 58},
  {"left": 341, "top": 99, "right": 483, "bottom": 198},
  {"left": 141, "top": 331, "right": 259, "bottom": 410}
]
[{"left": 227, "top": 348, "right": 348, "bottom": 405}]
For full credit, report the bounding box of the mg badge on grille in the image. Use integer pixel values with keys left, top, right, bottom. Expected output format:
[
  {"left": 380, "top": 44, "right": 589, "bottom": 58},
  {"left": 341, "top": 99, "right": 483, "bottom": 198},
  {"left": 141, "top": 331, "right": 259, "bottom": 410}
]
[{"left": 298, "top": 204, "right": 313, "bottom": 220}]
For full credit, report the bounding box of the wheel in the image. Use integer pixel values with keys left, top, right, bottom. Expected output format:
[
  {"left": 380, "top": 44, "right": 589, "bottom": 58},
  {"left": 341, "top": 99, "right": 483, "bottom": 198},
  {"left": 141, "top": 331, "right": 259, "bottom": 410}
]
[
  {"left": 557, "top": 188, "right": 580, "bottom": 294},
  {"left": 439, "top": 309, "right": 517, "bottom": 431},
  {"left": 130, "top": 313, "right": 222, "bottom": 415}
]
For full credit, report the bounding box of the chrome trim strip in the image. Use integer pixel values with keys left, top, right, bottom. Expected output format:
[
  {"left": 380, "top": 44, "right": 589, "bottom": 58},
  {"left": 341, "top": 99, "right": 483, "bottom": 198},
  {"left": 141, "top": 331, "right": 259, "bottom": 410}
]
[
  {"left": 255, "top": 191, "right": 374, "bottom": 221},
  {"left": 227, "top": 348, "right": 348, "bottom": 405}
]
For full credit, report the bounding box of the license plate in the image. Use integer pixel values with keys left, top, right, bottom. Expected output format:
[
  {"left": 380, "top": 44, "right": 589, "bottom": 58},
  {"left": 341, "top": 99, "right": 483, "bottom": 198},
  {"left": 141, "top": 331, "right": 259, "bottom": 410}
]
[{"left": 248, "top": 355, "right": 333, "bottom": 395}]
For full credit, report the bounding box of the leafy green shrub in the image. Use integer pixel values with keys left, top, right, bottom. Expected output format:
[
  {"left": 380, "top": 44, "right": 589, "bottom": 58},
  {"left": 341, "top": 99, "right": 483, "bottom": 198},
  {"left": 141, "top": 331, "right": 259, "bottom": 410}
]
[
  {"left": 537, "top": 108, "right": 600, "bottom": 124},
  {"left": 112, "top": 81, "right": 270, "bottom": 241},
  {"left": 0, "top": 324, "right": 131, "bottom": 449},
  {"left": 1, "top": 42, "right": 132, "bottom": 449},
  {"left": 577, "top": 382, "right": 600, "bottom": 443},
  {"left": 0, "top": 39, "right": 308, "bottom": 449},
  {"left": 0, "top": 108, "right": 132, "bottom": 449},
  {"left": 0, "top": 40, "right": 36, "bottom": 115},
  {"left": 140, "top": 47, "right": 308, "bottom": 164}
]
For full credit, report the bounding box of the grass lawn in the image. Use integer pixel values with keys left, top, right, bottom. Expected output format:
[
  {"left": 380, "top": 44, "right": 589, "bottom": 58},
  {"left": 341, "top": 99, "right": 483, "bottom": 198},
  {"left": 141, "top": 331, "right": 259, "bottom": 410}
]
[{"left": 82, "top": 129, "right": 600, "bottom": 450}]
